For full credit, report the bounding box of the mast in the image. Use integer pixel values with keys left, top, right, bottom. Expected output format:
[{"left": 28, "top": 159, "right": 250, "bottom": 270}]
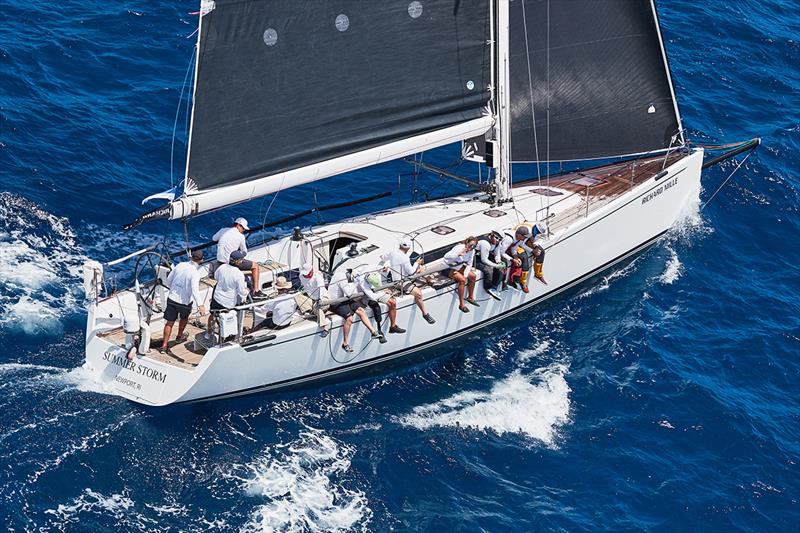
[{"left": 493, "top": 0, "right": 512, "bottom": 203}]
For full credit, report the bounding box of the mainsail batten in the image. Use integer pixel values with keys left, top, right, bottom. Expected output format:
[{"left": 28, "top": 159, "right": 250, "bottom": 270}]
[{"left": 185, "top": 0, "right": 492, "bottom": 194}]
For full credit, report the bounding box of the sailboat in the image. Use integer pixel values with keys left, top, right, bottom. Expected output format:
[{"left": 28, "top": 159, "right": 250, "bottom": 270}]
[{"left": 82, "top": 0, "right": 758, "bottom": 406}]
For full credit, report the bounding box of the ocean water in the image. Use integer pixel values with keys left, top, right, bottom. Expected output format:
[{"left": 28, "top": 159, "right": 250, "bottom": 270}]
[{"left": 1, "top": 1, "right": 798, "bottom": 530}]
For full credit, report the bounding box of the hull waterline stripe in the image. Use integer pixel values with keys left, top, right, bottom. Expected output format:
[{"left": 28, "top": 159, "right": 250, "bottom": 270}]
[{"left": 184, "top": 229, "right": 668, "bottom": 404}]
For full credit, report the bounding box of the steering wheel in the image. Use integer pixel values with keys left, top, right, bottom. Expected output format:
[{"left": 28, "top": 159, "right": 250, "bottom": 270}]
[{"left": 133, "top": 250, "right": 171, "bottom": 315}]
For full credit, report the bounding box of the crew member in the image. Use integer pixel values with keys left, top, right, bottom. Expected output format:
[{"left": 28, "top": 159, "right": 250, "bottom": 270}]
[
  {"left": 297, "top": 262, "right": 331, "bottom": 337},
  {"left": 159, "top": 250, "right": 207, "bottom": 355},
  {"left": 443, "top": 236, "right": 479, "bottom": 313},
  {"left": 511, "top": 226, "right": 533, "bottom": 293},
  {"left": 212, "top": 217, "right": 262, "bottom": 296},
  {"left": 207, "top": 249, "right": 250, "bottom": 334},
  {"left": 476, "top": 231, "right": 505, "bottom": 300},
  {"left": 328, "top": 268, "right": 381, "bottom": 353},
  {"left": 257, "top": 276, "right": 298, "bottom": 330},
  {"left": 381, "top": 240, "right": 435, "bottom": 324},
  {"left": 354, "top": 265, "right": 397, "bottom": 341}
]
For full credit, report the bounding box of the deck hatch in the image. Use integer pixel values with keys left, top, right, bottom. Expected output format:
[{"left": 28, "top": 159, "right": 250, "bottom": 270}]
[
  {"left": 530, "top": 187, "right": 563, "bottom": 196},
  {"left": 570, "top": 176, "right": 606, "bottom": 187},
  {"left": 483, "top": 209, "right": 506, "bottom": 218},
  {"left": 431, "top": 225, "right": 455, "bottom": 235}
]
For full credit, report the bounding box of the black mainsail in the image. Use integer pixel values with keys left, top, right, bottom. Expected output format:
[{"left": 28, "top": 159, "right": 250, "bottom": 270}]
[
  {"left": 468, "top": 0, "right": 683, "bottom": 164},
  {"left": 186, "top": 0, "right": 492, "bottom": 192}
]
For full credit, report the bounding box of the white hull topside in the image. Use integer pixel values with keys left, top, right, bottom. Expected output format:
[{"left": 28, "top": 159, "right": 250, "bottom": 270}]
[{"left": 84, "top": 150, "right": 703, "bottom": 406}]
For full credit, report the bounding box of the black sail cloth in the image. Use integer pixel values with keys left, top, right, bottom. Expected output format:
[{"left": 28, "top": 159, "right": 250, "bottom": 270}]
[
  {"left": 187, "top": 0, "right": 491, "bottom": 191},
  {"left": 508, "top": 0, "right": 681, "bottom": 162}
]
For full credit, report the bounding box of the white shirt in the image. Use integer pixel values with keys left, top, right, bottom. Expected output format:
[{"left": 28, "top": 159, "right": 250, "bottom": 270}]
[
  {"left": 213, "top": 263, "right": 249, "bottom": 308},
  {"left": 166, "top": 261, "right": 203, "bottom": 306},
  {"left": 498, "top": 234, "right": 515, "bottom": 263},
  {"left": 443, "top": 243, "right": 476, "bottom": 277},
  {"left": 299, "top": 271, "right": 328, "bottom": 301},
  {"left": 257, "top": 293, "right": 298, "bottom": 327},
  {"left": 382, "top": 249, "right": 417, "bottom": 280},
  {"left": 213, "top": 226, "right": 247, "bottom": 263},
  {"left": 328, "top": 269, "right": 357, "bottom": 300},
  {"left": 475, "top": 239, "right": 501, "bottom": 268}
]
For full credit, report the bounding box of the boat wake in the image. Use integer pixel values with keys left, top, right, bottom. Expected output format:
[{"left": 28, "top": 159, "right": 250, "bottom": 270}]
[
  {"left": 0, "top": 193, "right": 86, "bottom": 335},
  {"left": 0, "top": 362, "right": 113, "bottom": 396},
  {"left": 397, "top": 363, "right": 571, "bottom": 447},
  {"left": 233, "top": 429, "right": 371, "bottom": 533}
]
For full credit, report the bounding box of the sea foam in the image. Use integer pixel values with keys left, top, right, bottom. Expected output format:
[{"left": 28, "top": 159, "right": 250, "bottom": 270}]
[
  {"left": 238, "top": 430, "right": 371, "bottom": 533},
  {"left": 398, "top": 363, "right": 571, "bottom": 447}
]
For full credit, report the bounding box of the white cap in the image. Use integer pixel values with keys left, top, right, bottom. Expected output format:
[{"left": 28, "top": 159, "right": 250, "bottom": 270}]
[
  {"left": 399, "top": 239, "right": 411, "bottom": 249},
  {"left": 300, "top": 262, "right": 313, "bottom": 277},
  {"left": 234, "top": 217, "right": 249, "bottom": 230}
]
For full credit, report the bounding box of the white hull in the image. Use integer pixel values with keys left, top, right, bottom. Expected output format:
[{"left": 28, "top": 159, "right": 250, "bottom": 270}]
[{"left": 84, "top": 150, "right": 703, "bottom": 406}]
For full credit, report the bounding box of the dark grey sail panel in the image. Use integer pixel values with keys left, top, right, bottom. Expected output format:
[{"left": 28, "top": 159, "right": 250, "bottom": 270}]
[
  {"left": 187, "top": 0, "right": 491, "bottom": 191},
  {"left": 509, "top": 0, "right": 681, "bottom": 162}
]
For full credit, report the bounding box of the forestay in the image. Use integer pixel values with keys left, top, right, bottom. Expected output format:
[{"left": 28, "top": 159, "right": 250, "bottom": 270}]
[{"left": 185, "top": 0, "right": 492, "bottom": 193}]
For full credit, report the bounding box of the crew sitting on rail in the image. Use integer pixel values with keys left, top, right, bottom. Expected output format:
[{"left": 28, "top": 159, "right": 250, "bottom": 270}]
[
  {"left": 476, "top": 231, "right": 506, "bottom": 301},
  {"left": 497, "top": 231, "right": 520, "bottom": 291},
  {"left": 508, "top": 226, "right": 534, "bottom": 293},
  {"left": 207, "top": 249, "right": 250, "bottom": 334},
  {"left": 531, "top": 243, "right": 547, "bottom": 285},
  {"left": 212, "top": 217, "right": 263, "bottom": 297},
  {"left": 256, "top": 276, "right": 299, "bottom": 330},
  {"left": 444, "top": 236, "right": 479, "bottom": 313},
  {"left": 381, "top": 239, "right": 435, "bottom": 324},
  {"left": 297, "top": 262, "right": 331, "bottom": 338},
  {"left": 328, "top": 268, "right": 381, "bottom": 353},
  {"left": 518, "top": 221, "right": 548, "bottom": 287},
  {"left": 159, "top": 249, "right": 207, "bottom": 356},
  {"left": 355, "top": 264, "right": 400, "bottom": 341}
]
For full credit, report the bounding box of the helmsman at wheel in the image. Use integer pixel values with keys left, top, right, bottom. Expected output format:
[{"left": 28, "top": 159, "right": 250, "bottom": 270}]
[{"left": 160, "top": 249, "right": 207, "bottom": 355}]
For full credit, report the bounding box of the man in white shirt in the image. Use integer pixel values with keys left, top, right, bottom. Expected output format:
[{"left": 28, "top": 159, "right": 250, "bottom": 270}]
[
  {"left": 207, "top": 250, "right": 250, "bottom": 333},
  {"left": 381, "top": 240, "right": 435, "bottom": 324},
  {"left": 328, "top": 267, "right": 380, "bottom": 353},
  {"left": 475, "top": 231, "right": 506, "bottom": 300},
  {"left": 212, "top": 217, "right": 262, "bottom": 296},
  {"left": 256, "top": 276, "right": 298, "bottom": 330},
  {"left": 443, "top": 236, "right": 479, "bottom": 313},
  {"left": 297, "top": 263, "right": 331, "bottom": 337},
  {"left": 160, "top": 250, "right": 207, "bottom": 354}
]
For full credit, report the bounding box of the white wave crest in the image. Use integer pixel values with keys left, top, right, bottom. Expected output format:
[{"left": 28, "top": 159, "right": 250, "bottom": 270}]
[
  {"left": 398, "top": 363, "right": 571, "bottom": 447},
  {"left": 659, "top": 248, "right": 683, "bottom": 285},
  {"left": 516, "top": 339, "right": 551, "bottom": 362},
  {"left": 44, "top": 489, "right": 142, "bottom": 528},
  {"left": 238, "top": 430, "right": 371, "bottom": 533}
]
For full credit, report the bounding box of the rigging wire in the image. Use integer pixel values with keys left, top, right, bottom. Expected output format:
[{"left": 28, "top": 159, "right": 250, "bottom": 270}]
[
  {"left": 170, "top": 47, "right": 197, "bottom": 190},
  {"left": 700, "top": 151, "right": 753, "bottom": 211},
  {"left": 546, "top": 0, "right": 552, "bottom": 221},
  {"left": 520, "top": 0, "right": 543, "bottom": 204}
]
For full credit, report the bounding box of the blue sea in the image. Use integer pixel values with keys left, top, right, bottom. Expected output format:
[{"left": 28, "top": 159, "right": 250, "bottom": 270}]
[{"left": 1, "top": 1, "right": 798, "bottom": 530}]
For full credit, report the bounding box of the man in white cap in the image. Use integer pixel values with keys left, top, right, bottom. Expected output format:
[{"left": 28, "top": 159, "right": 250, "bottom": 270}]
[
  {"left": 297, "top": 262, "right": 331, "bottom": 337},
  {"left": 381, "top": 239, "right": 435, "bottom": 324},
  {"left": 159, "top": 249, "right": 207, "bottom": 355},
  {"left": 212, "top": 217, "right": 262, "bottom": 296},
  {"left": 207, "top": 249, "right": 250, "bottom": 334}
]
